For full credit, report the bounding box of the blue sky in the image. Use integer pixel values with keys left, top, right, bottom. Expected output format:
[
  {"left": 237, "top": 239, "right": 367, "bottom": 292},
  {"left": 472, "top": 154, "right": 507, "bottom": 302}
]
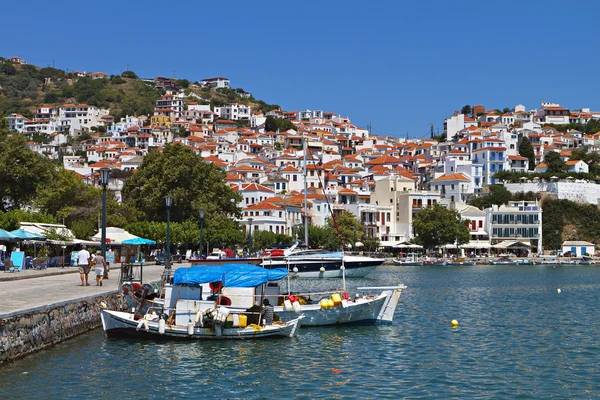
[{"left": 1, "top": 0, "right": 597, "bottom": 137}]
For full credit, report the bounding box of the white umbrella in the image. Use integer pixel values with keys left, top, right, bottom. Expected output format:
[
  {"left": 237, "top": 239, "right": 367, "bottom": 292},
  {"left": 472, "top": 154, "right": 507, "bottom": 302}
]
[{"left": 91, "top": 227, "right": 139, "bottom": 245}]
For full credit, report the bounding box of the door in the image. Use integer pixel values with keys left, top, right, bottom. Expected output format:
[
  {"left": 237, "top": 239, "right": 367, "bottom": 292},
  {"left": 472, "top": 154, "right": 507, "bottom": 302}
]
[{"left": 571, "top": 247, "right": 577, "bottom": 256}]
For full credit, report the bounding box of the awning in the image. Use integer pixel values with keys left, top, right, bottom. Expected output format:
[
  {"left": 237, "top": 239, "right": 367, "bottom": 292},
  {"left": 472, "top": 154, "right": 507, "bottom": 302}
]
[
  {"left": 492, "top": 240, "right": 532, "bottom": 249},
  {"left": 394, "top": 242, "right": 423, "bottom": 249},
  {"left": 462, "top": 241, "right": 491, "bottom": 249},
  {"left": 378, "top": 241, "right": 400, "bottom": 248}
]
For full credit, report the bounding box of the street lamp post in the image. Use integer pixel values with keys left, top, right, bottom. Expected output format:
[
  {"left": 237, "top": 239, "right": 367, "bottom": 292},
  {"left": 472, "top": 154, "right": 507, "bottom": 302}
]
[
  {"left": 248, "top": 218, "right": 253, "bottom": 255},
  {"left": 555, "top": 229, "right": 559, "bottom": 255},
  {"left": 99, "top": 168, "right": 111, "bottom": 261},
  {"left": 164, "top": 195, "right": 173, "bottom": 269},
  {"left": 199, "top": 209, "right": 205, "bottom": 258}
]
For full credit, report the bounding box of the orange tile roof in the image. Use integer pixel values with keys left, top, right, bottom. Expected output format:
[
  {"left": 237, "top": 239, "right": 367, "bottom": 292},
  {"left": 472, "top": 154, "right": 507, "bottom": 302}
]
[{"left": 433, "top": 173, "right": 470, "bottom": 181}]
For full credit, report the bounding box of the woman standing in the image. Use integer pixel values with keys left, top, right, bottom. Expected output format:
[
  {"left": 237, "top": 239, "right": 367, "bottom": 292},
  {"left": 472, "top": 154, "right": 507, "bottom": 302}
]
[{"left": 93, "top": 250, "right": 107, "bottom": 286}]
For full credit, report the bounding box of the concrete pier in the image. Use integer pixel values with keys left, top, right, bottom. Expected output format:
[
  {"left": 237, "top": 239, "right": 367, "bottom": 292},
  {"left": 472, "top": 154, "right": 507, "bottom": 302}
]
[{"left": 0, "top": 263, "right": 189, "bottom": 364}]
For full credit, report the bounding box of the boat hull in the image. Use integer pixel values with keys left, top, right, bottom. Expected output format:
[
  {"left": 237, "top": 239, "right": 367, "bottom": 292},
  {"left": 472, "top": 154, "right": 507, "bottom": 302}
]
[
  {"left": 275, "top": 288, "right": 403, "bottom": 326},
  {"left": 392, "top": 260, "right": 423, "bottom": 266},
  {"left": 101, "top": 310, "right": 301, "bottom": 340}
]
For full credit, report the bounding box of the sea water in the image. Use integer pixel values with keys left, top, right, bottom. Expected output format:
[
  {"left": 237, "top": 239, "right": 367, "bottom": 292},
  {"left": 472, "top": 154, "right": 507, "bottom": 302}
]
[{"left": 2, "top": 264, "right": 600, "bottom": 399}]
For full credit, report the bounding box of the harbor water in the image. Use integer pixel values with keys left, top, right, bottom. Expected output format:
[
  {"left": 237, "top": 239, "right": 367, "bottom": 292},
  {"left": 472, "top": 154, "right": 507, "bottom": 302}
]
[{"left": 2, "top": 264, "right": 600, "bottom": 399}]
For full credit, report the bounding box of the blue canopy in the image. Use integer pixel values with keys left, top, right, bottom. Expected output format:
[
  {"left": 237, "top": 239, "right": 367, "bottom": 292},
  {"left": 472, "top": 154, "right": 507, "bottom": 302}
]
[
  {"left": 9, "top": 229, "right": 46, "bottom": 240},
  {"left": 174, "top": 264, "right": 288, "bottom": 287},
  {"left": 122, "top": 237, "right": 156, "bottom": 245},
  {"left": 0, "top": 229, "right": 18, "bottom": 241}
]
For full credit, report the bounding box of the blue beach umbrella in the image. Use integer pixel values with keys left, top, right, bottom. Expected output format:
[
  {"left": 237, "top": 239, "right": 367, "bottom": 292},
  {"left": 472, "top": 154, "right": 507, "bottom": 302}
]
[
  {"left": 121, "top": 237, "right": 156, "bottom": 245},
  {"left": 9, "top": 229, "right": 47, "bottom": 240},
  {"left": 0, "top": 229, "right": 18, "bottom": 241},
  {"left": 122, "top": 237, "right": 156, "bottom": 262}
]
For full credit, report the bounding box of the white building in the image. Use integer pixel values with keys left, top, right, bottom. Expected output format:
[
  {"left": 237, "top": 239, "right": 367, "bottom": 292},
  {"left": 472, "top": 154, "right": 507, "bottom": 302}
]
[
  {"left": 58, "top": 104, "right": 110, "bottom": 132},
  {"left": 444, "top": 113, "right": 465, "bottom": 141},
  {"left": 215, "top": 103, "right": 252, "bottom": 121},
  {"left": 200, "top": 77, "right": 230, "bottom": 89},
  {"left": 486, "top": 200, "right": 542, "bottom": 254}
]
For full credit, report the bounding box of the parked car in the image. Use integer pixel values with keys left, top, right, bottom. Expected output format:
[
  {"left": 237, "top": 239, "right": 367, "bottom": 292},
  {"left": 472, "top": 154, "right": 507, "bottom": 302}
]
[
  {"left": 562, "top": 251, "right": 574, "bottom": 257},
  {"left": 155, "top": 252, "right": 165, "bottom": 265}
]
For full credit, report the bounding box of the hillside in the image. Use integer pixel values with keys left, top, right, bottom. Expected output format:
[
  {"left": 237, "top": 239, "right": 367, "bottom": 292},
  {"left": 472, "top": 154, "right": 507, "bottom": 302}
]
[
  {"left": 0, "top": 56, "right": 279, "bottom": 121},
  {"left": 542, "top": 198, "right": 600, "bottom": 249}
]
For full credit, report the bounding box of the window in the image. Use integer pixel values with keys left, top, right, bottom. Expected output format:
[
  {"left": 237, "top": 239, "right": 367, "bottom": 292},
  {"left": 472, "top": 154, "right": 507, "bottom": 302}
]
[{"left": 293, "top": 175, "right": 297, "bottom": 182}]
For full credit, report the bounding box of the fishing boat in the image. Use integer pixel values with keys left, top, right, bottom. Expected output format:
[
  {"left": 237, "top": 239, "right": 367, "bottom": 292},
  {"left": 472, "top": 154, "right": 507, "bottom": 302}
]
[
  {"left": 446, "top": 258, "right": 476, "bottom": 266},
  {"left": 423, "top": 259, "right": 448, "bottom": 266},
  {"left": 101, "top": 264, "right": 303, "bottom": 340},
  {"left": 392, "top": 253, "right": 423, "bottom": 266},
  {"left": 272, "top": 285, "right": 406, "bottom": 326},
  {"left": 578, "top": 256, "right": 596, "bottom": 265}
]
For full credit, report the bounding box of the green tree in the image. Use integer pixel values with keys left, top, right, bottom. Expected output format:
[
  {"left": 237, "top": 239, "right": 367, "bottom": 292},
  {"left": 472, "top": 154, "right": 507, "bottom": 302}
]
[
  {"left": 122, "top": 143, "right": 241, "bottom": 223},
  {"left": 0, "top": 133, "right": 57, "bottom": 211},
  {"left": 121, "top": 70, "right": 138, "bottom": 79},
  {"left": 518, "top": 136, "right": 535, "bottom": 170},
  {"left": 325, "top": 210, "right": 362, "bottom": 250},
  {"left": 35, "top": 169, "right": 101, "bottom": 227},
  {"left": 0, "top": 209, "right": 55, "bottom": 231},
  {"left": 251, "top": 230, "right": 293, "bottom": 251},
  {"left": 412, "top": 204, "right": 470, "bottom": 250},
  {"left": 469, "top": 185, "right": 512, "bottom": 210},
  {"left": 460, "top": 105, "right": 472, "bottom": 116},
  {"left": 544, "top": 151, "right": 567, "bottom": 173},
  {"left": 264, "top": 116, "right": 296, "bottom": 133}
]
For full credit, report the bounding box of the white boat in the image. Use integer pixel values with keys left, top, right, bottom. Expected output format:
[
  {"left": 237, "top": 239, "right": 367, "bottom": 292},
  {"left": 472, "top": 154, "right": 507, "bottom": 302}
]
[
  {"left": 101, "top": 309, "right": 301, "bottom": 339},
  {"left": 102, "top": 264, "right": 303, "bottom": 340},
  {"left": 261, "top": 244, "right": 383, "bottom": 278},
  {"left": 392, "top": 253, "right": 423, "bottom": 266},
  {"left": 273, "top": 286, "right": 406, "bottom": 326}
]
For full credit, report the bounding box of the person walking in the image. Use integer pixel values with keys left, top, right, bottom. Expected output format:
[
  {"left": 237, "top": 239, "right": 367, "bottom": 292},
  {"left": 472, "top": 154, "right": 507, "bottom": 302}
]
[
  {"left": 93, "top": 250, "right": 107, "bottom": 286},
  {"left": 77, "top": 245, "right": 91, "bottom": 286}
]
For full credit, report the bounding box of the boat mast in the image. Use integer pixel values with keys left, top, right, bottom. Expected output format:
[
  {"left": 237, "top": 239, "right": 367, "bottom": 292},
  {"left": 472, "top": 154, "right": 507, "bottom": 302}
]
[{"left": 303, "top": 136, "right": 309, "bottom": 248}]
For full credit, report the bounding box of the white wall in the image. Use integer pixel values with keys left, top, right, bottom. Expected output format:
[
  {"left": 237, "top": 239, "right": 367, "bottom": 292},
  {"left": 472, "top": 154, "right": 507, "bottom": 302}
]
[{"left": 504, "top": 182, "right": 600, "bottom": 204}]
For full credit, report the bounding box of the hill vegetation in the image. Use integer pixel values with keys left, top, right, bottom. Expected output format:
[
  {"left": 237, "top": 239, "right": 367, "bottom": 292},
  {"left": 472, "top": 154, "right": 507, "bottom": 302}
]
[{"left": 0, "top": 56, "right": 280, "bottom": 121}]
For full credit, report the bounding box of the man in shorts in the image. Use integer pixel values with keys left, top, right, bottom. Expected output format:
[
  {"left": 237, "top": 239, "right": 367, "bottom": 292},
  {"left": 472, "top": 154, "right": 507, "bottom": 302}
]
[{"left": 77, "top": 245, "right": 91, "bottom": 286}]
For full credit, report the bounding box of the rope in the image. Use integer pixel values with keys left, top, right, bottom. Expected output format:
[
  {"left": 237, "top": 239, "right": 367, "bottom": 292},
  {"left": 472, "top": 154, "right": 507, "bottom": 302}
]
[{"left": 399, "top": 300, "right": 447, "bottom": 322}]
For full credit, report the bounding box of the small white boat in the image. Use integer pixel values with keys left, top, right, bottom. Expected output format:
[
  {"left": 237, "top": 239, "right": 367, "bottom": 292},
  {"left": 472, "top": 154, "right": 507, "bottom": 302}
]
[
  {"left": 101, "top": 309, "right": 302, "bottom": 339},
  {"left": 273, "top": 286, "right": 406, "bottom": 326},
  {"left": 392, "top": 253, "right": 423, "bottom": 266}
]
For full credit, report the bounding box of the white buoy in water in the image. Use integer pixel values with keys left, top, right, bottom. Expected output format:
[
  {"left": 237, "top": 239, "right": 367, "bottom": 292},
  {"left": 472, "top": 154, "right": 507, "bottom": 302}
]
[
  {"left": 557, "top": 288, "right": 561, "bottom": 294},
  {"left": 340, "top": 265, "right": 345, "bottom": 270},
  {"left": 293, "top": 267, "right": 299, "bottom": 273},
  {"left": 187, "top": 322, "right": 194, "bottom": 335},
  {"left": 320, "top": 266, "right": 326, "bottom": 272},
  {"left": 158, "top": 318, "right": 166, "bottom": 334}
]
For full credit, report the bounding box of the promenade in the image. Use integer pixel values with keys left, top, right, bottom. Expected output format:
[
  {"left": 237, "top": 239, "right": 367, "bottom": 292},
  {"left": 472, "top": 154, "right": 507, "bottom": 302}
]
[{"left": 0, "top": 262, "right": 191, "bottom": 318}]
